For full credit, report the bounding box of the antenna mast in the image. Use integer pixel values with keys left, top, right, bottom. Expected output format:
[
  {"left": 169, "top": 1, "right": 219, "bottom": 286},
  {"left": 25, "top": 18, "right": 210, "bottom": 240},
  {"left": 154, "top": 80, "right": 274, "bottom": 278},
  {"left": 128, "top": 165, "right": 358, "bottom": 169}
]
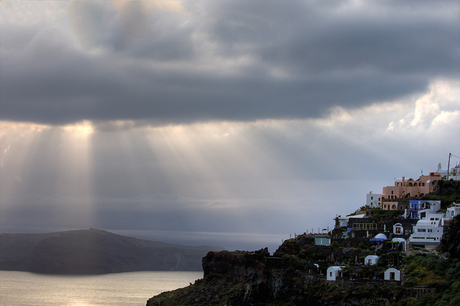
[{"left": 447, "top": 153, "right": 452, "bottom": 180}]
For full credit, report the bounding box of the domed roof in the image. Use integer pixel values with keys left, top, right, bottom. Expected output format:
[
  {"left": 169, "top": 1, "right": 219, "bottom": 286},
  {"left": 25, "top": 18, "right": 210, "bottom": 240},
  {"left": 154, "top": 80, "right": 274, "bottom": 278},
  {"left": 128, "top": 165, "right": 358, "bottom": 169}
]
[{"left": 370, "top": 233, "right": 388, "bottom": 242}]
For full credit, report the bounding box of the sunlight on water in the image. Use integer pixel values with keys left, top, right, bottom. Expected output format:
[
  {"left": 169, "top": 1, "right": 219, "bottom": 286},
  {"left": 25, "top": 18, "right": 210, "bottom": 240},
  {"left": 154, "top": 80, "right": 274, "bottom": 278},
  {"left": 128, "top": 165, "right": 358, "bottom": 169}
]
[{"left": 0, "top": 271, "right": 203, "bottom": 306}]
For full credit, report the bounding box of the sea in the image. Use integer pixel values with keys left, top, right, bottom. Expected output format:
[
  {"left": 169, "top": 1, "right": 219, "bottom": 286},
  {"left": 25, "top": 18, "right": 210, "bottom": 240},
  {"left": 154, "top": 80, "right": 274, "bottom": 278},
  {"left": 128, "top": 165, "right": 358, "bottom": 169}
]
[{"left": 0, "top": 270, "right": 203, "bottom": 306}]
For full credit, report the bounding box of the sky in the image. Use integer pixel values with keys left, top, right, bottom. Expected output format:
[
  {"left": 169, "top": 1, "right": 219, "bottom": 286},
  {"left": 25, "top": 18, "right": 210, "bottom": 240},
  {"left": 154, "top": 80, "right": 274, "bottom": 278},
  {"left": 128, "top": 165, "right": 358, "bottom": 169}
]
[{"left": 0, "top": 0, "right": 459, "bottom": 252}]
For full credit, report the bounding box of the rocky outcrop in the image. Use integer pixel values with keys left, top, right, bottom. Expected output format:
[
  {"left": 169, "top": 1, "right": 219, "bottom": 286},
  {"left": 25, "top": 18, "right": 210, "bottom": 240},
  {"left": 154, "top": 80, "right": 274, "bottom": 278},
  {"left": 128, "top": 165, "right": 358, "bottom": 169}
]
[
  {"left": 147, "top": 247, "right": 408, "bottom": 306},
  {"left": 0, "top": 229, "right": 224, "bottom": 274},
  {"left": 203, "top": 249, "right": 269, "bottom": 280}
]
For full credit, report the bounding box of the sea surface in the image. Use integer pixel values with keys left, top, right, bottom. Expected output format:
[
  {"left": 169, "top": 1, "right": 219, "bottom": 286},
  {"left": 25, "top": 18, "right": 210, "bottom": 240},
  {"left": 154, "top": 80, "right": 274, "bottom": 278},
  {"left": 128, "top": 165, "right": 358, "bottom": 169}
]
[{"left": 0, "top": 270, "right": 203, "bottom": 306}]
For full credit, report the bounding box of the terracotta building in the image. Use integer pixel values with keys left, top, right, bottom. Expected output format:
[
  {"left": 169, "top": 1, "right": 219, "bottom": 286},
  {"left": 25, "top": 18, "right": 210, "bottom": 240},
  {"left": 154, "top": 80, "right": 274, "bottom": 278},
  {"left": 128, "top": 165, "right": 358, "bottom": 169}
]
[{"left": 380, "top": 172, "right": 442, "bottom": 210}]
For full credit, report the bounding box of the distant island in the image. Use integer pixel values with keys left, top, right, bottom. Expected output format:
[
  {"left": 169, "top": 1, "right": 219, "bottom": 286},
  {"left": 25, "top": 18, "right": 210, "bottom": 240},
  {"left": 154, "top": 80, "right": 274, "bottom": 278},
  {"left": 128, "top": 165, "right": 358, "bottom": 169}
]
[{"left": 0, "top": 228, "right": 224, "bottom": 274}]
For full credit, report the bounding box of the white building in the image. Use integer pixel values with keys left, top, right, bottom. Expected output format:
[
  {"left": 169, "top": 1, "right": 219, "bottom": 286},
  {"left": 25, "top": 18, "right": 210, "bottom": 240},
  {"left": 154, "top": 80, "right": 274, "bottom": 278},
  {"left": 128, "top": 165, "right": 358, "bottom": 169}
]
[
  {"left": 448, "top": 164, "right": 460, "bottom": 180},
  {"left": 409, "top": 213, "right": 444, "bottom": 247},
  {"left": 366, "top": 192, "right": 381, "bottom": 208},
  {"left": 327, "top": 266, "right": 345, "bottom": 281},
  {"left": 384, "top": 268, "right": 401, "bottom": 281},
  {"left": 337, "top": 216, "right": 349, "bottom": 228},
  {"left": 393, "top": 223, "right": 404, "bottom": 235},
  {"left": 440, "top": 162, "right": 460, "bottom": 180},
  {"left": 418, "top": 207, "right": 442, "bottom": 220},
  {"left": 391, "top": 238, "right": 407, "bottom": 252},
  {"left": 364, "top": 255, "right": 379, "bottom": 265},
  {"left": 408, "top": 200, "right": 441, "bottom": 219},
  {"left": 443, "top": 202, "right": 460, "bottom": 225}
]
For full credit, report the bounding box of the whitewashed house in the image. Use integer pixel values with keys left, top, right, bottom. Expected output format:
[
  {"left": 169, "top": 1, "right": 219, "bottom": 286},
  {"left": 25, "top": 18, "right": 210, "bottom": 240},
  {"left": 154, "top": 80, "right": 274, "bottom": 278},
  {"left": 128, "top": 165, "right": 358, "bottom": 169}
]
[
  {"left": 384, "top": 268, "right": 401, "bottom": 281},
  {"left": 364, "top": 255, "right": 379, "bottom": 265},
  {"left": 409, "top": 213, "right": 444, "bottom": 247},
  {"left": 391, "top": 238, "right": 407, "bottom": 252},
  {"left": 443, "top": 202, "right": 460, "bottom": 225},
  {"left": 366, "top": 192, "right": 381, "bottom": 208},
  {"left": 327, "top": 266, "right": 344, "bottom": 281},
  {"left": 393, "top": 223, "right": 404, "bottom": 235},
  {"left": 337, "top": 216, "right": 349, "bottom": 228}
]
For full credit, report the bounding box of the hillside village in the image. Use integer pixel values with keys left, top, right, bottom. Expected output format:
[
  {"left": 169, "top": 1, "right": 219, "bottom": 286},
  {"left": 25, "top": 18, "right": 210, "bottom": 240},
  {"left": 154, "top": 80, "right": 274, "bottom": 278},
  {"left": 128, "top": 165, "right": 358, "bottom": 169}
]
[
  {"left": 148, "top": 161, "right": 460, "bottom": 305},
  {"left": 284, "top": 162, "right": 460, "bottom": 283}
]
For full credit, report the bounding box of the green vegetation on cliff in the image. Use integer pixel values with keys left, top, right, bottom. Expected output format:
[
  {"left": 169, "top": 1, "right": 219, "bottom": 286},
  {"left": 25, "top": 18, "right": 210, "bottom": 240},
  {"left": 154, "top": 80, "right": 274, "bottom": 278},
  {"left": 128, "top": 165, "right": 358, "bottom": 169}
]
[
  {"left": 421, "top": 180, "right": 460, "bottom": 206},
  {"left": 402, "top": 254, "right": 460, "bottom": 306}
]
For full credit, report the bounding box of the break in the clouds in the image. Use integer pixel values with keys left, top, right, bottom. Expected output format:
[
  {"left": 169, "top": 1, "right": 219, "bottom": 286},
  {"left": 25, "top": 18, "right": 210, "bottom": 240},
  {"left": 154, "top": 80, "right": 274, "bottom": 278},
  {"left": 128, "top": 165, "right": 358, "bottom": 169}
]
[
  {"left": 1, "top": 0, "right": 458, "bottom": 125},
  {"left": 1, "top": 79, "right": 459, "bottom": 250},
  {"left": 0, "top": 0, "right": 459, "bottom": 252}
]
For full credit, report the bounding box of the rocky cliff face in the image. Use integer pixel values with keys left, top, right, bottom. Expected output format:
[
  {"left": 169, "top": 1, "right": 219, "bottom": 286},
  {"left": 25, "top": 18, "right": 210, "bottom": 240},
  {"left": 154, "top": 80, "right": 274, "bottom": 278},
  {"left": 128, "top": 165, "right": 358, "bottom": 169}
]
[
  {"left": 203, "top": 249, "right": 269, "bottom": 281},
  {"left": 147, "top": 247, "right": 408, "bottom": 306}
]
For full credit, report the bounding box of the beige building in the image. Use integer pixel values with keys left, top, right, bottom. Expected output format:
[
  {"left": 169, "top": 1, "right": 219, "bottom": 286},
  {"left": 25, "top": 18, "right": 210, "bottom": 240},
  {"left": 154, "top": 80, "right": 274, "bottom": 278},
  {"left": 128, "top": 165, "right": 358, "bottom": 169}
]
[{"left": 380, "top": 172, "right": 442, "bottom": 210}]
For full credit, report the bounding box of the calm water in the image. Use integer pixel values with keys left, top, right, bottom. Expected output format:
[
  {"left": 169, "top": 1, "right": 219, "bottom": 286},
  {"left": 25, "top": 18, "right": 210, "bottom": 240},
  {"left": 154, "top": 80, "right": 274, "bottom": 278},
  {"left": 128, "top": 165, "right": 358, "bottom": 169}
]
[{"left": 0, "top": 270, "right": 203, "bottom": 306}]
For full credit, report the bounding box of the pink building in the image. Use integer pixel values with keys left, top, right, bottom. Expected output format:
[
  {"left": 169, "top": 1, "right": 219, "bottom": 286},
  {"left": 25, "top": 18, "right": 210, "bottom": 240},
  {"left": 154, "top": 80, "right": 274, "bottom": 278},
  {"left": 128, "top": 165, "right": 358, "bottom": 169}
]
[{"left": 380, "top": 172, "right": 442, "bottom": 210}]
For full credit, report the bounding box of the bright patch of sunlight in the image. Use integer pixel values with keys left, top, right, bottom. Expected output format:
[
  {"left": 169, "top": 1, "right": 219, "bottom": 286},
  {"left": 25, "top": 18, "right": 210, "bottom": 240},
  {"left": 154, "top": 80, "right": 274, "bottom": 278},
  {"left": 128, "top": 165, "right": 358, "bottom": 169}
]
[{"left": 63, "top": 120, "right": 94, "bottom": 135}]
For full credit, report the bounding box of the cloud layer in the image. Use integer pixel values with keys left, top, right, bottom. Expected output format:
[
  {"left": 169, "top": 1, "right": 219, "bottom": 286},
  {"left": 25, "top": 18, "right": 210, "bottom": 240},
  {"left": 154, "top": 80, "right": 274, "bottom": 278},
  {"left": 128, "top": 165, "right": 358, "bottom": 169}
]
[{"left": 1, "top": 0, "right": 458, "bottom": 125}]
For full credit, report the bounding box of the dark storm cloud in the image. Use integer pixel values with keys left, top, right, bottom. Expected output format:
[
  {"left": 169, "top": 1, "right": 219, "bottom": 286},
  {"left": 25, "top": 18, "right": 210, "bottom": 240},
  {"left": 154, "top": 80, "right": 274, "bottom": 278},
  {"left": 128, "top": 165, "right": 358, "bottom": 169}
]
[{"left": 0, "top": 0, "right": 458, "bottom": 125}]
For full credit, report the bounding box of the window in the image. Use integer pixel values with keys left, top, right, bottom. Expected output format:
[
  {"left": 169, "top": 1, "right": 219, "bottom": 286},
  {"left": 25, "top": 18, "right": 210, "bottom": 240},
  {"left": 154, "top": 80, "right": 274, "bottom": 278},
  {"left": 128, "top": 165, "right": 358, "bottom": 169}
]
[{"left": 418, "top": 229, "right": 426, "bottom": 232}]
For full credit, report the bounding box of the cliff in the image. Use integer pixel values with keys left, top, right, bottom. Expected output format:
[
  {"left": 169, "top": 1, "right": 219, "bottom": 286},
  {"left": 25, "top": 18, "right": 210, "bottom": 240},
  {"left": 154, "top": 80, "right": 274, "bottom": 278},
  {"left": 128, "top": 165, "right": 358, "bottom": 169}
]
[
  {"left": 0, "top": 228, "right": 224, "bottom": 274},
  {"left": 147, "top": 214, "right": 460, "bottom": 305},
  {"left": 147, "top": 247, "right": 408, "bottom": 306}
]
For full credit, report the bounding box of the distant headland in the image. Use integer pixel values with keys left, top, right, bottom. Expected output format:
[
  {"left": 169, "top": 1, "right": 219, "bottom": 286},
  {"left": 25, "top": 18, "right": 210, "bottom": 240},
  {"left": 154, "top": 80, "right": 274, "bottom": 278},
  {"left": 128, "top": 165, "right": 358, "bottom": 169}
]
[{"left": 0, "top": 228, "right": 224, "bottom": 274}]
